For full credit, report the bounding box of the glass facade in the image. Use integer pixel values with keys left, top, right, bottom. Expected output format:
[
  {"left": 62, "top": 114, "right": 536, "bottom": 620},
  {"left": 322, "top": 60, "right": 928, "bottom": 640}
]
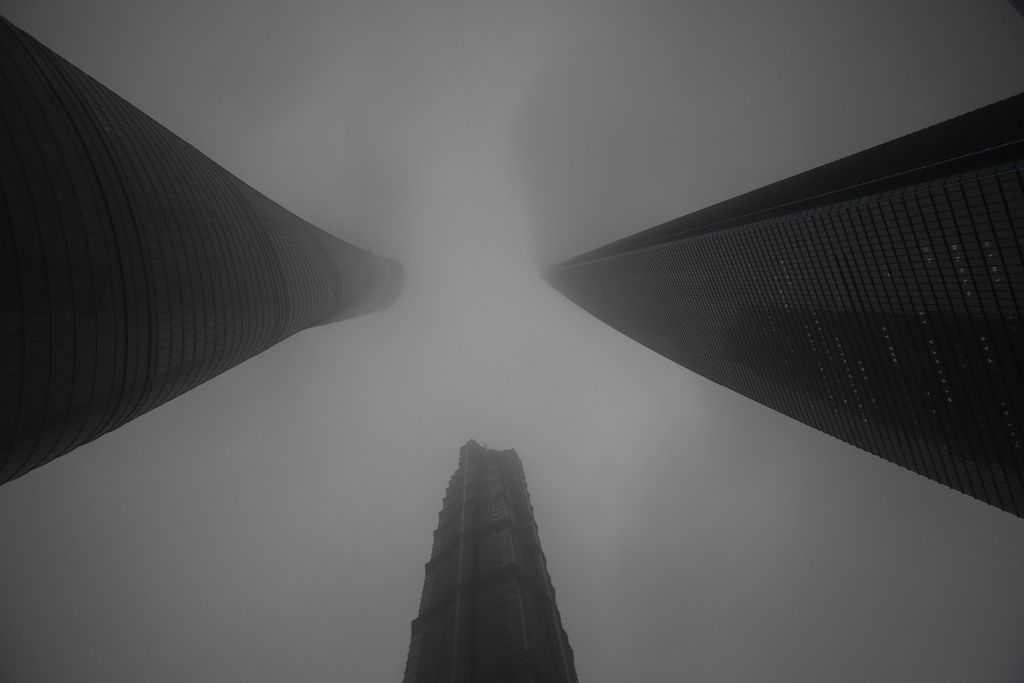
[
  {"left": 549, "top": 92, "right": 1024, "bottom": 517},
  {"left": 0, "top": 17, "right": 401, "bottom": 483}
]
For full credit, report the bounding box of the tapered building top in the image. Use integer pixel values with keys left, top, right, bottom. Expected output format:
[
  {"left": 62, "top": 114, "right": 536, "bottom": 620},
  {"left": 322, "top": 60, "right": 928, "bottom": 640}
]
[
  {"left": 403, "top": 441, "right": 579, "bottom": 683},
  {"left": 549, "top": 92, "right": 1024, "bottom": 517},
  {"left": 0, "top": 16, "right": 402, "bottom": 483}
]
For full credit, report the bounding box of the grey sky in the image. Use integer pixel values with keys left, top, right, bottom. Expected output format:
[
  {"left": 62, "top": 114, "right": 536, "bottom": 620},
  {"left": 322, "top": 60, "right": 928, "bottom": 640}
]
[{"left": 1, "top": 1, "right": 1023, "bottom": 681}]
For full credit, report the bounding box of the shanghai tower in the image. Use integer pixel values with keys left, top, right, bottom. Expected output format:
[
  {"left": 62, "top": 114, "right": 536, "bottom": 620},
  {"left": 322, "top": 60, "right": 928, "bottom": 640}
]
[
  {"left": 549, "top": 92, "right": 1024, "bottom": 517},
  {"left": 403, "top": 440, "right": 578, "bottom": 683},
  {"left": 0, "top": 17, "right": 402, "bottom": 484}
]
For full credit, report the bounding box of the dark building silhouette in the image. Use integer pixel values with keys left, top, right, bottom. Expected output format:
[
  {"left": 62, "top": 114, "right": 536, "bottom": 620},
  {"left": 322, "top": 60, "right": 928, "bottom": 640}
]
[
  {"left": 1010, "top": 0, "right": 1024, "bottom": 21},
  {"left": 549, "top": 93, "right": 1024, "bottom": 517},
  {"left": 0, "top": 17, "right": 402, "bottom": 484},
  {"left": 403, "top": 441, "right": 578, "bottom": 683}
]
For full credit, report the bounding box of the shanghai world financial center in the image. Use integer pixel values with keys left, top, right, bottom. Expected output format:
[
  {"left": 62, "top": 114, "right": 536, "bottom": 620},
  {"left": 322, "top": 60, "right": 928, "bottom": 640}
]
[{"left": 551, "top": 93, "right": 1024, "bottom": 518}]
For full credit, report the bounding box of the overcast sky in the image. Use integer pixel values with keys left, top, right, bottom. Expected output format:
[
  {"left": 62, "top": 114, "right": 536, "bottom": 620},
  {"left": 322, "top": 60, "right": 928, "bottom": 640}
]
[{"left": 1, "top": 1, "right": 1024, "bottom": 681}]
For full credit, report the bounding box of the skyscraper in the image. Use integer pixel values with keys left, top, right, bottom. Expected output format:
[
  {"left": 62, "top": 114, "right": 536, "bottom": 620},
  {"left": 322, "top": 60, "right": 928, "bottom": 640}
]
[
  {"left": 549, "top": 92, "right": 1024, "bottom": 517},
  {"left": 403, "top": 441, "right": 578, "bottom": 683},
  {"left": 0, "top": 17, "right": 402, "bottom": 484}
]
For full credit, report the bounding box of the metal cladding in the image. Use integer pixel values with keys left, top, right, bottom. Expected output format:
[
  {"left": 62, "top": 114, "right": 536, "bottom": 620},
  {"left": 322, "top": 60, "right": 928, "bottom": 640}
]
[
  {"left": 0, "top": 17, "right": 401, "bottom": 484},
  {"left": 403, "top": 441, "right": 579, "bottom": 683},
  {"left": 549, "top": 93, "right": 1024, "bottom": 517}
]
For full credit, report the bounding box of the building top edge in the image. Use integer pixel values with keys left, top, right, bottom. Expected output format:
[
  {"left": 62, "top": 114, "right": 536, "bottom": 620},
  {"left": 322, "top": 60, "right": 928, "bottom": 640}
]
[{"left": 548, "top": 90, "right": 1024, "bottom": 272}]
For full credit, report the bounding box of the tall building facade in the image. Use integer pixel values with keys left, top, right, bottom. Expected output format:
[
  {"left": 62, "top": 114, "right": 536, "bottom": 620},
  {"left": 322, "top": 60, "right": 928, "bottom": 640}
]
[
  {"left": 549, "top": 93, "right": 1024, "bottom": 517},
  {"left": 403, "top": 441, "right": 578, "bottom": 683},
  {"left": 0, "top": 17, "right": 402, "bottom": 484}
]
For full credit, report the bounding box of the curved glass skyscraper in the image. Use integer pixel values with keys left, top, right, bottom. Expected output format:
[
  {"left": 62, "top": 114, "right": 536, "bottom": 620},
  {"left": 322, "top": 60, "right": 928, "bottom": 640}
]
[{"left": 0, "top": 16, "right": 402, "bottom": 484}]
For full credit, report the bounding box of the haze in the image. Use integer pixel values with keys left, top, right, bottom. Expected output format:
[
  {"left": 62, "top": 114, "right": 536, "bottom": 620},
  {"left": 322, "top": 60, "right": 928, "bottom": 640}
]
[{"left": 1, "top": 1, "right": 1023, "bottom": 681}]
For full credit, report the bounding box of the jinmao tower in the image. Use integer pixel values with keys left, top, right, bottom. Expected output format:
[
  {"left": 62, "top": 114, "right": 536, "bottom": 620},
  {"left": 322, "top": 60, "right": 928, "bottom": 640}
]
[
  {"left": 402, "top": 441, "right": 578, "bottom": 683},
  {"left": 0, "top": 17, "right": 402, "bottom": 484},
  {"left": 549, "top": 92, "right": 1024, "bottom": 517}
]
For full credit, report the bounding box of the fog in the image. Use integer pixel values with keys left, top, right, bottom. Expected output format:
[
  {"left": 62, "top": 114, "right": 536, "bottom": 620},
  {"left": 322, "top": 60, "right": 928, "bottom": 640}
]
[{"left": 1, "top": 1, "right": 1023, "bottom": 681}]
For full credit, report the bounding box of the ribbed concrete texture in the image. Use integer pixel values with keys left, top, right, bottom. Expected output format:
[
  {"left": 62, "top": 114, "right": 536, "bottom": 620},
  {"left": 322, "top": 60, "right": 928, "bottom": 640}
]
[
  {"left": 0, "top": 16, "right": 402, "bottom": 484},
  {"left": 549, "top": 93, "right": 1024, "bottom": 517},
  {"left": 403, "top": 441, "right": 578, "bottom": 683}
]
